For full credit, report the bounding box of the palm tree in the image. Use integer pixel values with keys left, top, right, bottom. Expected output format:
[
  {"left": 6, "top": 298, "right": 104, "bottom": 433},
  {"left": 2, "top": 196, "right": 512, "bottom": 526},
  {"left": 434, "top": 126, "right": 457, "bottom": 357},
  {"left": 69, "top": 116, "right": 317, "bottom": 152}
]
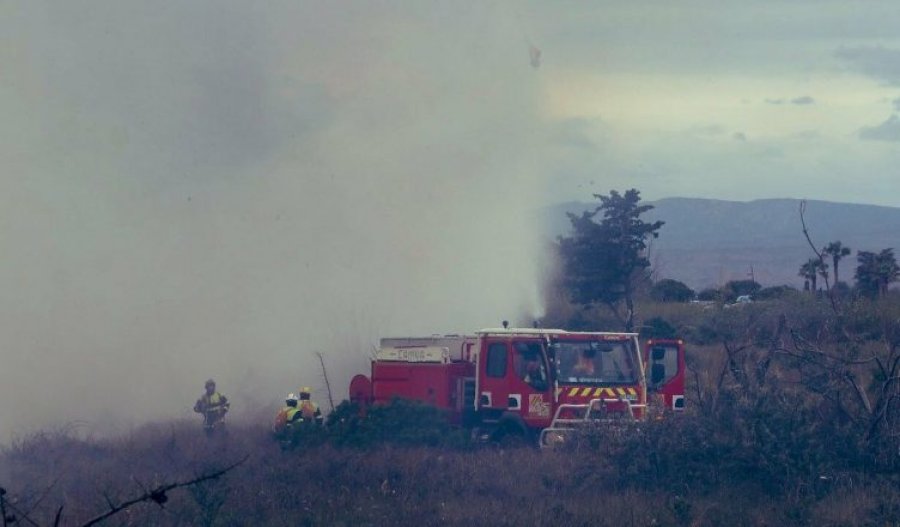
[
  {"left": 875, "top": 248, "right": 900, "bottom": 296},
  {"left": 822, "top": 241, "right": 852, "bottom": 285},
  {"left": 799, "top": 258, "right": 826, "bottom": 292}
]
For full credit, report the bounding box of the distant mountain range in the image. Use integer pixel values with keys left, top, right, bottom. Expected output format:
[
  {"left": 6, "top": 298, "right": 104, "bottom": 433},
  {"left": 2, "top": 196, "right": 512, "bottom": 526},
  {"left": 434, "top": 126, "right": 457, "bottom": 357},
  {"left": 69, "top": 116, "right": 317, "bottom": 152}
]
[{"left": 541, "top": 198, "right": 900, "bottom": 290}]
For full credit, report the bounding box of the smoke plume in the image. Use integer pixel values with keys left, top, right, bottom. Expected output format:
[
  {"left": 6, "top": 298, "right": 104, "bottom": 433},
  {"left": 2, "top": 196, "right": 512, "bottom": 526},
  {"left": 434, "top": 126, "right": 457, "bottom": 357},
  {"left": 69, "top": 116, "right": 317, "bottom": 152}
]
[{"left": 0, "top": 2, "right": 549, "bottom": 439}]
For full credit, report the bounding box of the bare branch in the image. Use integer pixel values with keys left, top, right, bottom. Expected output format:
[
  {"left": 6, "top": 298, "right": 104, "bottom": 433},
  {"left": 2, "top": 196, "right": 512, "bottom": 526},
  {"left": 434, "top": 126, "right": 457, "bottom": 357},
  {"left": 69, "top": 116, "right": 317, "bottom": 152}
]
[
  {"left": 843, "top": 372, "right": 873, "bottom": 416},
  {"left": 77, "top": 455, "right": 248, "bottom": 527},
  {"left": 19, "top": 478, "right": 59, "bottom": 522},
  {"left": 315, "top": 351, "right": 335, "bottom": 413},
  {"left": 799, "top": 200, "right": 838, "bottom": 313},
  {"left": 0, "top": 491, "right": 41, "bottom": 527}
]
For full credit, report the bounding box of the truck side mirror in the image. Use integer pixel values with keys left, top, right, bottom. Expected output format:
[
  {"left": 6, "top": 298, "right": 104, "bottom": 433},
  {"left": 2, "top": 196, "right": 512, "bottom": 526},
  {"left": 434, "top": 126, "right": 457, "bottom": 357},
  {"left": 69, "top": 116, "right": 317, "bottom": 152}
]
[{"left": 651, "top": 363, "right": 666, "bottom": 385}]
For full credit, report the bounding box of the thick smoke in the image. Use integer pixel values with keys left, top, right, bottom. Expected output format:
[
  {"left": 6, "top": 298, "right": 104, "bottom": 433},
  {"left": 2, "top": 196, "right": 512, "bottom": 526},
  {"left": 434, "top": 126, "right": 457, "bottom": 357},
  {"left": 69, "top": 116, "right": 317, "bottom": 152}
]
[{"left": 0, "top": 3, "right": 549, "bottom": 439}]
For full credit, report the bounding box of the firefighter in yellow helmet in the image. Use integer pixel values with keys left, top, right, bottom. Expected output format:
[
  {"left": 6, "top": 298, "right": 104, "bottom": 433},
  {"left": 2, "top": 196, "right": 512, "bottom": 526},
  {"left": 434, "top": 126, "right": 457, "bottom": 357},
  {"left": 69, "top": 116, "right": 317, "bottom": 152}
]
[
  {"left": 297, "top": 387, "right": 324, "bottom": 426},
  {"left": 273, "top": 393, "right": 303, "bottom": 433},
  {"left": 194, "top": 379, "right": 230, "bottom": 435}
]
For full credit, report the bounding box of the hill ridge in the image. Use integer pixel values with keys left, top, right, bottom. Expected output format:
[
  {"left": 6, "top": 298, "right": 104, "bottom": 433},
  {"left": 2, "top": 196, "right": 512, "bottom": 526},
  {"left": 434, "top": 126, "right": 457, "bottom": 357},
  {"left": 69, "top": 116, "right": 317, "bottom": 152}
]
[{"left": 541, "top": 197, "right": 900, "bottom": 289}]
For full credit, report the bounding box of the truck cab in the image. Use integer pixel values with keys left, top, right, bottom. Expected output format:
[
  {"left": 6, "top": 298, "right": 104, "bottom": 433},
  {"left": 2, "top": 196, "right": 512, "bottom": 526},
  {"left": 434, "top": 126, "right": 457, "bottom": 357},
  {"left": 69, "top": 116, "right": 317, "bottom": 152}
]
[
  {"left": 550, "top": 332, "right": 646, "bottom": 420},
  {"left": 474, "top": 329, "right": 647, "bottom": 440},
  {"left": 473, "top": 329, "right": 556, "bottom": 435}
]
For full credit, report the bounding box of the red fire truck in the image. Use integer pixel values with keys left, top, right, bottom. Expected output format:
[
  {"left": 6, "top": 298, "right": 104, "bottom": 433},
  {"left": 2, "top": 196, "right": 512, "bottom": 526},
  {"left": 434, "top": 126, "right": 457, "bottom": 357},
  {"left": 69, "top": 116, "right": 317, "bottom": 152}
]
[{"left": 349, "top": 327, "right": 686, "bottom": 444}]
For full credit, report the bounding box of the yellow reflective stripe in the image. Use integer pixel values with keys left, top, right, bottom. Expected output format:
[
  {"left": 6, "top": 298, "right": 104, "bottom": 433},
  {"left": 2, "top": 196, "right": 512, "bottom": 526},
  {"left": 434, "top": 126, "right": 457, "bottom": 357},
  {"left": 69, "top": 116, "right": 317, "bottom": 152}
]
[{"left": 564, "top": 387, "right": 639, "bottom": 398}]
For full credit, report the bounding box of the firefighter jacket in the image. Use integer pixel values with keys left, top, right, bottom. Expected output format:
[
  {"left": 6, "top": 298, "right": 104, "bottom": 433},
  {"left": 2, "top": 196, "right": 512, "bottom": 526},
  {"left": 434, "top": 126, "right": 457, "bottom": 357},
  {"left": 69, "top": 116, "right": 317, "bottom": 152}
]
[
  {"left": 298, "top": 399, "right": 323, "bottom": 425},
  {"left": 274, "top": 406, "right": 303, "bottom": 430},
  {"left": 195, "top": 392, "right": 229, "bottom": 415}
]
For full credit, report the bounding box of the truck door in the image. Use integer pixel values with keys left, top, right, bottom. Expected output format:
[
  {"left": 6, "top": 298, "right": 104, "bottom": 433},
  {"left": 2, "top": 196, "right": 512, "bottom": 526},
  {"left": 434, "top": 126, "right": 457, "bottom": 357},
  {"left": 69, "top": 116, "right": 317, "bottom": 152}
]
[
  {"left": 477, "top": 338, "right": 511, "bottom": 413},
  {"left": 510, "top": 340, "right": 553, "bottom": 427},
  {"left": 645, "top": 339, "right": 685, "bottom": 411}
]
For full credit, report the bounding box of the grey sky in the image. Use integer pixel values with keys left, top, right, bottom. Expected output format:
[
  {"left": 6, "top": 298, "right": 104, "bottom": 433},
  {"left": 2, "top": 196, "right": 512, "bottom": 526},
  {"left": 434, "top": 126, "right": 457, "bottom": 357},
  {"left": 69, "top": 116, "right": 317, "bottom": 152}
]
[
  {"left": 1, "top": 1, "right": 900, "bottom": 437},
  {"left": 521, "top": 1, "right": 900, "bottom": 205}
]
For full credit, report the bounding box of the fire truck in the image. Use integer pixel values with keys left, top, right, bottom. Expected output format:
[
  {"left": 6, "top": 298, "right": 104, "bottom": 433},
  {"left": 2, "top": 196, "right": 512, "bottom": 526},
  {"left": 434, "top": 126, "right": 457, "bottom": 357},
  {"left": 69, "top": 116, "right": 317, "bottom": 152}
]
[{"left": 349, "top": 327, "right": 686, "bottom": 444}]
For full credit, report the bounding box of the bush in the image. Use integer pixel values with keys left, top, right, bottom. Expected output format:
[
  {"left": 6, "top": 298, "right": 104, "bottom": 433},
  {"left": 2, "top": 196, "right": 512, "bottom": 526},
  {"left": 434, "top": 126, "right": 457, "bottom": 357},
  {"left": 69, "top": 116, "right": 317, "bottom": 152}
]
[
  {"left": 755, "top": 284, "right": 798, "bottom": 300},
  {"left": 723, "top": 279, "right": 762, "bottom": 301},
  {"left": 326, "top": 398, "right": 471, "bottom": 449},
  {"left": 697, "top": 288, "right": 722, "bottom": 301},
  {"left": 650, "top": 279, "right": 695, "bottom": 303},
  {"left": 641, "top": 316, "right": 677, "bottom": 339}
]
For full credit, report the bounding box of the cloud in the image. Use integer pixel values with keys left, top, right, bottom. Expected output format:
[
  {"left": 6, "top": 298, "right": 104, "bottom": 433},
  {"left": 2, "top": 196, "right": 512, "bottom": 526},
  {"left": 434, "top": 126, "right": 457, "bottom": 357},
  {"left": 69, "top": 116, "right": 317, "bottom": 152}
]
[
  {"left": 836, "top": 46, "right": 900, "bottom": 85},
  {"left": 859, "top": 114, "right": 900, "bottom": 142},
  {"left": 793, "top": 130, "right": 821, "bottom": 141},
  {"left": 687, "top": 124, "right": 726, "bottom": 136},
  {"left": 893, "top": 97, "right": 900, "bottom": 112},
  {"left": 766, "top": 96, "right": 814, "bottom": 106},
  {"left": 732, "top": 132, "right": 747, "bottom": 141}
]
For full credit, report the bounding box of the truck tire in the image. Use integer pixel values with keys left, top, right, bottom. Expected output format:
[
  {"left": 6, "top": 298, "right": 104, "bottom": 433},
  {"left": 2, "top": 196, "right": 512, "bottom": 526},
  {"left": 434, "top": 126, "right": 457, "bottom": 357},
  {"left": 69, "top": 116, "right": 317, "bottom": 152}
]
[{"left": 490, "top": 413, "right": 532, "bottom": 446}]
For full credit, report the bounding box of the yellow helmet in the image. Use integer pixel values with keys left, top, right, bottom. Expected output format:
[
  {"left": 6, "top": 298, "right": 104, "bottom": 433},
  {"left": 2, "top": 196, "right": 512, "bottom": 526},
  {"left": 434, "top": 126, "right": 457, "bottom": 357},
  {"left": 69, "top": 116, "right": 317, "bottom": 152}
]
[{"left": 299, "top": 386, "right": 311, "bottom": 395}]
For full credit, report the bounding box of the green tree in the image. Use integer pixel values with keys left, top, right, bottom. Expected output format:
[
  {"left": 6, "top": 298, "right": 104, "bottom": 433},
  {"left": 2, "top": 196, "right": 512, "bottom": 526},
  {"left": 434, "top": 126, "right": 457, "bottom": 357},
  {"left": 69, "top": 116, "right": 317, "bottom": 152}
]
[
  {"left": 697, "top": 288, "right": 722, "bottom": 302},
  {"left": 822, "top": 241, "right": 852, "bottom": 285},
  {"left": 650, "top": 278, "right": 695, "bottom": 303},
  {"left": 855, "top": 249, "right": 900, "bottom": 298},
  {"left": 754, "top": 285, "right": 798, "bottom": 300},
  {"left": 558, "top": 189, "right": 664, "bottom": 331}
]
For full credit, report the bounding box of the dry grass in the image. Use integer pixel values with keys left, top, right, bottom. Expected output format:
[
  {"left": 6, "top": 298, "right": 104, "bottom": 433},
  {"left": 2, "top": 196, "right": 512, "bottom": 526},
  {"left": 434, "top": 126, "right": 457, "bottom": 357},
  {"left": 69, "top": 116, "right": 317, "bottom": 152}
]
[
  {"left": 2, "top": 418, "right": 898, "bottom": 526},
  {"left": 6, "top": 295, "right": 900, "bottom": 525}
]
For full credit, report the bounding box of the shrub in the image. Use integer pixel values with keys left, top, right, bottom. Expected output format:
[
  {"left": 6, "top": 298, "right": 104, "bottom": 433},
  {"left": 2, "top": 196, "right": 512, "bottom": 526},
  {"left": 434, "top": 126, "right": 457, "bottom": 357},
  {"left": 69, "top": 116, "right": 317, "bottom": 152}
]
[
  {"left": 650, "top": 279, "right": 695, "bottom": 303},
  {"left": 641, "top": 316, "right": 677, "bottom": 339},
  {"left": 326, "top": 398, "right": 471, "bottom": 449}
]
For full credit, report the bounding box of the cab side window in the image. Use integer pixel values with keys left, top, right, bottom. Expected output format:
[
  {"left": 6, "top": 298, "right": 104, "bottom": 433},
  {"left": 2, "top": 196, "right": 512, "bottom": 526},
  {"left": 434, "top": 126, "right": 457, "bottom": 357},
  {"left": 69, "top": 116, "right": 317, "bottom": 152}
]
[
  {"left": 486, "top": 343, "right": 508, "bottom": 378},
  {"left": 513, "top": 342, "right": 548, "bottom": 390},
  {"left": 649, "top": 346, "right": 678, "bottom": 387}
]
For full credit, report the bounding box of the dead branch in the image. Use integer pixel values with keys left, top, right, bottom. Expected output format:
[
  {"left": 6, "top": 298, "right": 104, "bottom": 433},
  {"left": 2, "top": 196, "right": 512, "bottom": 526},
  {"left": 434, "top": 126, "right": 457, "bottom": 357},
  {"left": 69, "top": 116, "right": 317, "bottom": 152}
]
[
  {"left": 76, "top": 455, "right": 248, "bottom": 527},
  {"left": 788, "top": 330, "right": 877, "bottom": 365},
  {"left": 689, "top": 365, "right": 705, "bottom": 409},
  {"left": 758, "top": 314, "right": 786, "bottom": 387},
  {"left": 315, "top": 351, "right": 335, "bottom": 413},
  {"left": 799, "top": 200, "right": 838, "bottom": 313},
  {"left": 843, "top": 371, "right": 873, "bottom": 416},
  {"left": 0, "top": 487, "right": 41, "bottom": 527}
]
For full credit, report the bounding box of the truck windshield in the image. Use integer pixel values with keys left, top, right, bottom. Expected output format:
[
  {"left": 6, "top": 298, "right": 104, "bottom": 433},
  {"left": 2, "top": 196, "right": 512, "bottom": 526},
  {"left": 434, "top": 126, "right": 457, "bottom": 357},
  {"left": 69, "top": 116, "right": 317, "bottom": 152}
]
[{"left": 554, "top": 339, "right": 638, "bottom": 384}]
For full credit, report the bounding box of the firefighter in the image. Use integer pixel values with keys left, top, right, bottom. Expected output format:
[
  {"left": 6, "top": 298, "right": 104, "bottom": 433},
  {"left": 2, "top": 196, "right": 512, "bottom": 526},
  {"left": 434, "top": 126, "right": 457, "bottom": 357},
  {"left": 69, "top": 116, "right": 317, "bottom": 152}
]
[
  {"left": 573, "top": 349, "right": 597, "bottom": 376},
  {"left": 297, "top": 387, "right": 324, "bottom": 426},
  {"left": 522, "top": 355, "right": 547, "bottom": 388},
  {"left": 274, "top": 393, "right": 303, "bottom": 433},
  {"left": 194, "top": 379, "right": 230, "bottom": 434}
]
